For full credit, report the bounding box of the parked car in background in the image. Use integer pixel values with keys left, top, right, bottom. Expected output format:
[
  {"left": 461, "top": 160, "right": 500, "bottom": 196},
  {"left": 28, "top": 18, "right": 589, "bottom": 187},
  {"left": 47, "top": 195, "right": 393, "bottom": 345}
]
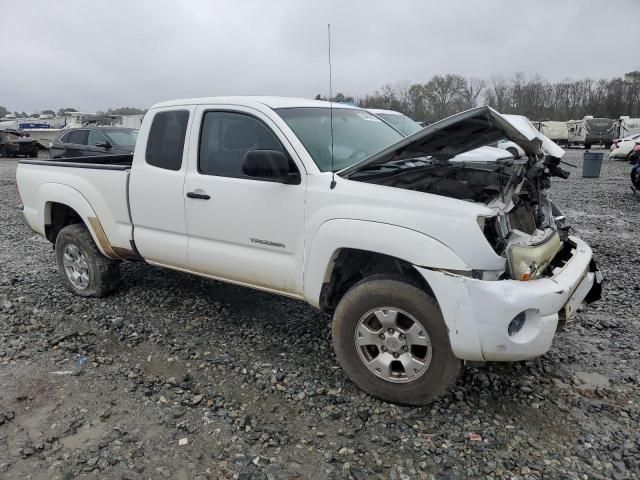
[
  {"left": 366, "top": 109, "right": 424, "bottom": 136},
  {"left": 628, "top": 144, "right": 640, "bottom": 165},
  {"left": 630, "top": 151, "right": 640, "bottom": 192},
  {"left": 609, "top": 133, "right": 640, "bottom": 160},
  {"left": 493, "top": 139, "right": 525, "bottom": 158},
  {"left": 0, "top": 129, "right": 40, "bottom": 158},
  {"left": 49, "top": 127, "right": 138, "bottom": 159}
]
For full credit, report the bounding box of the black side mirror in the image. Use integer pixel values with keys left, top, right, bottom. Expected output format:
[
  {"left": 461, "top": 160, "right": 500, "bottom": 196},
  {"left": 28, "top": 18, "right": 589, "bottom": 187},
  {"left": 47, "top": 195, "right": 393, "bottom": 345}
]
[
  {"left": 96, "top": 142, "right": 112, "bottom": 149},
  {"left": 242, "top": 150, "right": 300, "bottom": 184}
]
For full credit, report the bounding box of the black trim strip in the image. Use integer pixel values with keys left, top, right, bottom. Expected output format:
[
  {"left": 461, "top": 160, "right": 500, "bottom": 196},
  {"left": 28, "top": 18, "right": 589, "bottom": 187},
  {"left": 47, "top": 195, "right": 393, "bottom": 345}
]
[
  {"left": 42, "top": 154, "right": 133, "bottom": 164},
  {"left": 19, "top": 159, "right": 131, "bottom": 171}
]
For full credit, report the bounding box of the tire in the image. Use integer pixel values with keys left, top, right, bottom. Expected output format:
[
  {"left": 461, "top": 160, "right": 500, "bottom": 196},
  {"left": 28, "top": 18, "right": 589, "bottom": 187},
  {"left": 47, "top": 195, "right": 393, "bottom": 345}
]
[
  {"left": 506, "top": 147, "right": 519, "bottom": 158},
  {"left": 604, "top": 143, "right": 612, "bottom": 149},
  {"left": 584, "top": 143, "right": 592, "bottom": 149},
  {"left": 332, "top": 275, "right": 461, "bottom": 405},
  {"left": 55, "top": 224, "right": 121, "bottom": 297}
]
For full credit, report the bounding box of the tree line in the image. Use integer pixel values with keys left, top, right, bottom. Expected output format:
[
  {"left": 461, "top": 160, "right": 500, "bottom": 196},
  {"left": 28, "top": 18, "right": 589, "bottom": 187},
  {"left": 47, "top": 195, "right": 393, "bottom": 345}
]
[
  {"left": 0, "top": 106, "right": 146, "bottom": 119},
  {"left": 4, "top": 71, "right": 640, "bottom": 123},
  {"left": 319, "top": 70, "right": 640, "bottom": 123}
]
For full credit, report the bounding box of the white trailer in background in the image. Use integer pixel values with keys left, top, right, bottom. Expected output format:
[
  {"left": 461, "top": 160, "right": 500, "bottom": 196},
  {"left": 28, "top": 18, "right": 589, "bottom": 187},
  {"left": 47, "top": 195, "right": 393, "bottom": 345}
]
[
  {"left": 533, "top": 121, "right": 569, "bottom": 146},
  {"left": 615, "top": 116, "right": 640, "bottom": 139},
  {"left": 117, "top": 114, "right": 144, "bottom": 129},
  {"left": 566, "top": 116, "right": 616, "bottom": 149}
]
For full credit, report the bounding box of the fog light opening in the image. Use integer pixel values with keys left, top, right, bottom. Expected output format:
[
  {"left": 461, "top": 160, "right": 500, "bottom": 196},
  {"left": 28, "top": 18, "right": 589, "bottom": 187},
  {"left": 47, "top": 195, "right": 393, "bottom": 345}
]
[{"left": 508, "top": 312, "right": 527, "bottom": 337}]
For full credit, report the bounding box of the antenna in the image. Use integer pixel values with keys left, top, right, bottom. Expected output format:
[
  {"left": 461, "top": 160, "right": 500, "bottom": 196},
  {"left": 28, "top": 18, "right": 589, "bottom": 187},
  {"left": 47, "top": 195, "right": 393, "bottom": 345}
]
[{"left": 328, "top": 23, "right": 336, "bottom": 189}]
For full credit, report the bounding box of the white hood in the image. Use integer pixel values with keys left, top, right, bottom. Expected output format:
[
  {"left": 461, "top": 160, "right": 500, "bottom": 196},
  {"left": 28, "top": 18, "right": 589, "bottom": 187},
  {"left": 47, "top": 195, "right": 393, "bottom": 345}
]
[{"left": 340, "top": 106, "right": 563, "bottom": 177}]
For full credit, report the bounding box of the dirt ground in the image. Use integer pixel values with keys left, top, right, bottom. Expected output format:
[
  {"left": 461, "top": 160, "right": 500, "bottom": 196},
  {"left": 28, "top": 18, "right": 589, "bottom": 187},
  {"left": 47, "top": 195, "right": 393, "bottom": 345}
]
[{"left": 1, "top": 148, "right": 639, "bottom": 479}]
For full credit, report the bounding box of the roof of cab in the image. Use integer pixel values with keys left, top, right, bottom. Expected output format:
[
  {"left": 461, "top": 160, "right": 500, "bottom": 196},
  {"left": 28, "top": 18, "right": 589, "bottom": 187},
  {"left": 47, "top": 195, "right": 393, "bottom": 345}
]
[{"left": 150, "top": 96, "right": 361, "bottom": 110}]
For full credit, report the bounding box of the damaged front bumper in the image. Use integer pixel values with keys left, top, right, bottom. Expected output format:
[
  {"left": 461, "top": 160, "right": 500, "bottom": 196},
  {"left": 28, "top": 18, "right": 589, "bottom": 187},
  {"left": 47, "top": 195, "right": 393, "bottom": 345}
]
[{"left": 416, "top": 236, "right": 602, "bottom": 362}]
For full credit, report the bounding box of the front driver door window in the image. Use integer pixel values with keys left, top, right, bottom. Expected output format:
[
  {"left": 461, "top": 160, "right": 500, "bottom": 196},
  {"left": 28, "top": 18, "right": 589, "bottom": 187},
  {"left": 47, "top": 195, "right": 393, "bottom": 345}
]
[{"left": 184, "top": 108, "right": 306, "bottom": 296}]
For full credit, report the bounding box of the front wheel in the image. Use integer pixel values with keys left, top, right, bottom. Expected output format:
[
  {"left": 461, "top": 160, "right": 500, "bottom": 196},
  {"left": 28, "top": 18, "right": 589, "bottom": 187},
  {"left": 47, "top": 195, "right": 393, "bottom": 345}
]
[
  {"left": 55, "top": 224, "right": 121, "bottom": 297},
  {"left": 332, "top": 275, "right": 461, "bottom": 405}
]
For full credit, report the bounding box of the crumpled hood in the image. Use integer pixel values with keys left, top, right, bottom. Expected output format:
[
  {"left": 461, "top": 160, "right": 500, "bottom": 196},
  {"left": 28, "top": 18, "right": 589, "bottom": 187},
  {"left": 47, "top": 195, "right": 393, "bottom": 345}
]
[{"left": 340, "top": 106, "right": 564, "bottom": 177}]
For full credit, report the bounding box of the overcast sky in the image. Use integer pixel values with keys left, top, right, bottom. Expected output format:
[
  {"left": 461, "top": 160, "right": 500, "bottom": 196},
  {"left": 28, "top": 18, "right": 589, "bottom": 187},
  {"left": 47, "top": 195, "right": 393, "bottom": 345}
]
[{"left": 2, "top": 0, "right": 639, "bottom": 113}]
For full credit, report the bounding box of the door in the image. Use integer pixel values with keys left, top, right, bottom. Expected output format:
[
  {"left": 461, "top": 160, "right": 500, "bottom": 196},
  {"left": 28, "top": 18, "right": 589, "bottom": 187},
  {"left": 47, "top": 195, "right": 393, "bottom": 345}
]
[
  {"left": 86, "top": 129, "right": 112, "bottom": 156},
  {"left": 129, "top": 108, "right": 193, "bottom": 268},
  {"left": 183, "top": 106, "right": 306, "bottom": 296}
]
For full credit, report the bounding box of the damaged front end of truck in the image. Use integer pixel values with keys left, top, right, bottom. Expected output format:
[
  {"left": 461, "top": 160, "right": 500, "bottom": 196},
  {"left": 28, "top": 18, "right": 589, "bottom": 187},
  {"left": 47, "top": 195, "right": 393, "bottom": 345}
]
[{"left": 341, "top": 106, "right": 602, "bottom": 302}]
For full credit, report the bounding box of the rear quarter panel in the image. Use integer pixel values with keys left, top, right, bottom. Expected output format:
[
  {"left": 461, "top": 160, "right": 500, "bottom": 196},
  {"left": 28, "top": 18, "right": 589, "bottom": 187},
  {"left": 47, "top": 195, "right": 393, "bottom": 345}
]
[{"left": 17, "top": 163, "right": 132, "bottom": 254}]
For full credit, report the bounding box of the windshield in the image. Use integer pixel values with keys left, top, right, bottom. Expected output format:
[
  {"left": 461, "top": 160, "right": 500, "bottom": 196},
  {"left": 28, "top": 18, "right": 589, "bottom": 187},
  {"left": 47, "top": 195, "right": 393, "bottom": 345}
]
[
  {"left": 276, "top": 107, "right": 403, "bottom": 172},
  {"left": 375, "top": 113, "right": 423, "bottom": 136},
  {"left": 105, "top": 129, "right": 138, "bottom": 146}
]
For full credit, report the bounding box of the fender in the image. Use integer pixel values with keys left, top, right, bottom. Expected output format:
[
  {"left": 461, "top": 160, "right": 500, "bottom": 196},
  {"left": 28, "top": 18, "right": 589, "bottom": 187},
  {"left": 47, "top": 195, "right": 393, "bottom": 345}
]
[
  {"left": 37, "top": 183, "right": 118, "bottom": 259},
  {"left": 303, "top": 218, "right": 469, "bottom": 309}
]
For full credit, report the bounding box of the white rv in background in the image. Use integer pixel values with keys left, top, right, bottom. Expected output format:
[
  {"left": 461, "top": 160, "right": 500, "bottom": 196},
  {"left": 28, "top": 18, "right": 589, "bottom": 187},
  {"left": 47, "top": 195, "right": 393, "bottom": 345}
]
[
  {"left": 533, "top": 120, "right": 569, "bottom": 146},
  {"left": 566, "top": 116, "right": 616, "bottom": 148},
  {"left": 117, "top": 114, "right": 144, "bottom": 129},
  {"left": 615, "top": 116, "right": 640, "bottom": 139}
]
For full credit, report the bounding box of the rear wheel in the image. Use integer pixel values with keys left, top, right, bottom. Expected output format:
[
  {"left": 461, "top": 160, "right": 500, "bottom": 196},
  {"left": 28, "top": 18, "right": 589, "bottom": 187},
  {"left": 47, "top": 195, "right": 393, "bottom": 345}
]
[
  {"left": 55, "top": 224, "right": 121, "bottom": 297},
  {"left": 584, "top": 143, "right": 592, "bottom": 149},
  {"left": 332, "top": 275, "right": 461, "bottom": 405},
  {"left": 506, "top": 147, "right": 519, "bottom": 158}
]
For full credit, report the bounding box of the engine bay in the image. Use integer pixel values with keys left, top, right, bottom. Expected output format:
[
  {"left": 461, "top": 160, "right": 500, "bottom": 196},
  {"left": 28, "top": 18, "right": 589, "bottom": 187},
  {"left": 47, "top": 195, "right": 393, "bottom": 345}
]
[{"left": 350, "top": 151, "right": 572, "bottom": 280}]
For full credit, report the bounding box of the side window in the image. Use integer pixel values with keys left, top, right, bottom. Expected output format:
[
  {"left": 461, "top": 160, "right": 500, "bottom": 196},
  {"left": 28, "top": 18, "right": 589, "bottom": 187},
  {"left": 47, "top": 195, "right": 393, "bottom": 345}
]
[
  {"left": 88, "top": 130, "right": 109, "bottom": 147},
  {"left": 198, "top": 111, "right": 289, "bottom": 178},
  {"left": 67, "top": 130, "right": 88, "bottom": 145},
  {"left": 59, "top": 132, "right": 72, "bottom": 143},
  {"left": 145, "top": 110, "right": 189, "bottom": 171}
]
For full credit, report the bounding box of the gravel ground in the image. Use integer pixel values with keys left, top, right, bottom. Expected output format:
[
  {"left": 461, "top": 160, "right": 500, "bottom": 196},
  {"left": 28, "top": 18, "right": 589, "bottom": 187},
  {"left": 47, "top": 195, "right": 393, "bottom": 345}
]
[{"left": 1, "top": 149, "right": 639, "bottom": 480}]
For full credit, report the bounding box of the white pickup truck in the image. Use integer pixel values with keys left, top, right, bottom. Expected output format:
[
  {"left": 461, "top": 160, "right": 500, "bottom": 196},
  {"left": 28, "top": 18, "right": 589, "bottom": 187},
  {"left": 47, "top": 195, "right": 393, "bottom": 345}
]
[{"left": 16, "top": 97, "right": 602, "bottom": 405}]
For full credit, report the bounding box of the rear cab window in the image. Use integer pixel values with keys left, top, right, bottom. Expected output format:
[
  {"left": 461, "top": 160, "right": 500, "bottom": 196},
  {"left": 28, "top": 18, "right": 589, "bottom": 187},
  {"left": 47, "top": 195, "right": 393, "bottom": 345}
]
[{"left": 145, "top": 110, "right": 190, "bottom": 171}]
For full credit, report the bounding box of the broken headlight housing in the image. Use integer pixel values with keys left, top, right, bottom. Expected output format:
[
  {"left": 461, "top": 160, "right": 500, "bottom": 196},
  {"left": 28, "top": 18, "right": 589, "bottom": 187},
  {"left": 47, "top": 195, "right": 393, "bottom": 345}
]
[{"left": 507, "top": 231, "right": 562, "bottom": 281}]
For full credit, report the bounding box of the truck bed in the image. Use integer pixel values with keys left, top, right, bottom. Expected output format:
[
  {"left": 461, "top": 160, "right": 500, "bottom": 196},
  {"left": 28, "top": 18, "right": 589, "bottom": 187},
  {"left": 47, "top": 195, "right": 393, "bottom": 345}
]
[{"left": 17, "top": 156, "right": 134, "bottom": 256}]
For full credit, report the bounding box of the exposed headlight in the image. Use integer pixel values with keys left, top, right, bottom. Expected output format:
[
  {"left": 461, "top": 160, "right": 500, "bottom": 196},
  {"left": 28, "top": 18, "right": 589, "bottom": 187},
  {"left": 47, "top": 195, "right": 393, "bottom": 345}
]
[{"left": 507, "top": 232, "right": 562, "bottom": 280}]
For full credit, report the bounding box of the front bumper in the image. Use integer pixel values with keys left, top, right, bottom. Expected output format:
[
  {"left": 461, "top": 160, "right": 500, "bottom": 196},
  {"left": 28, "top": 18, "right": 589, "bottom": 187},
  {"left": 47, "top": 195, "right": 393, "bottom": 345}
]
[{"left": 417, "top": 236, "right": 602, "bottom": 362}]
